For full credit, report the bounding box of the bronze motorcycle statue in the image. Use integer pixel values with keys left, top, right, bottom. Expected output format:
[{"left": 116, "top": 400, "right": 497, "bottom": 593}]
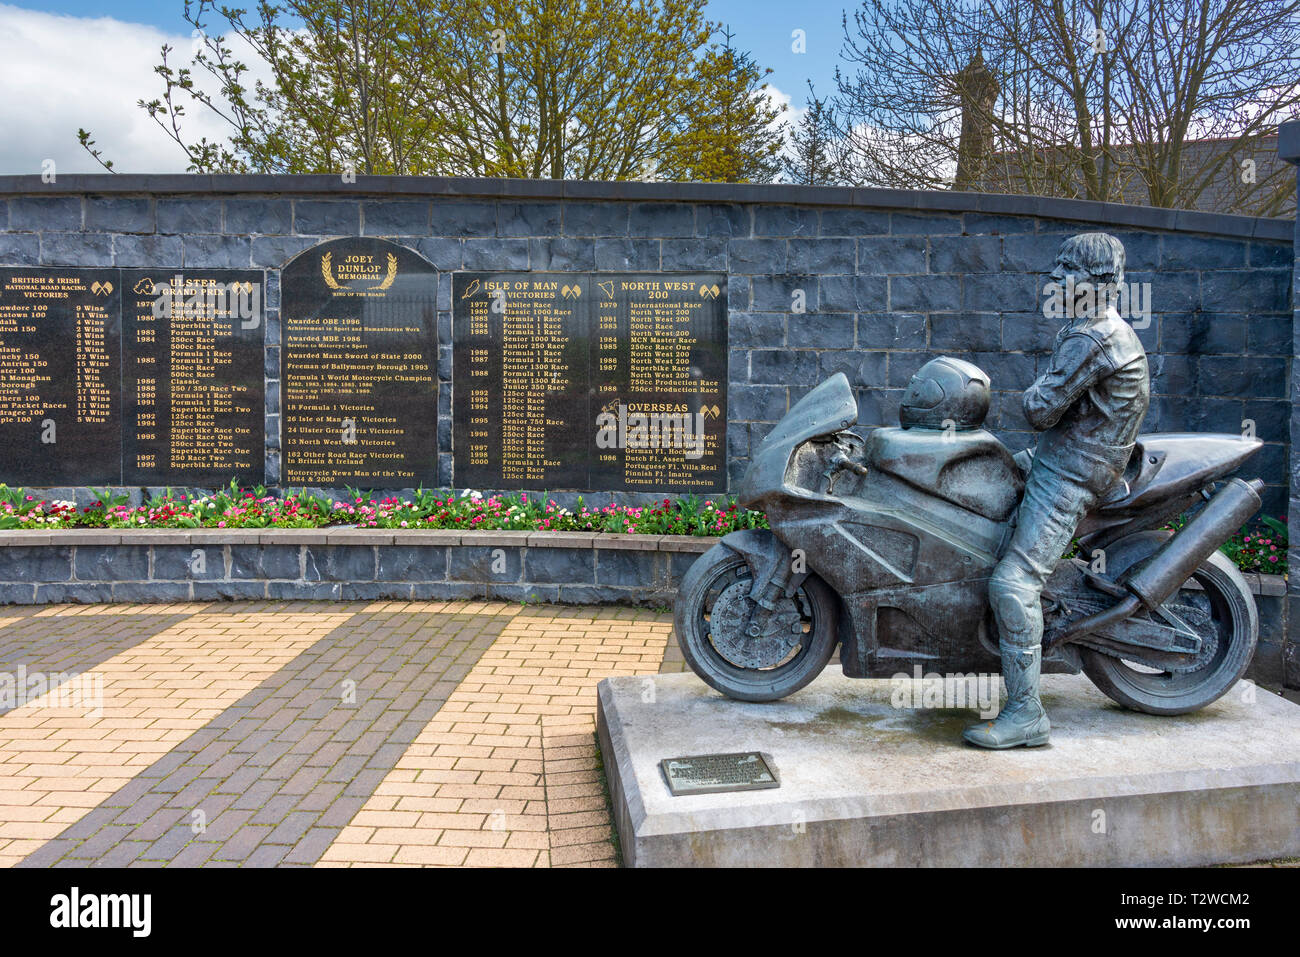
[{"left": 674, "top": 363, "right": 1262, "bottom": 715}]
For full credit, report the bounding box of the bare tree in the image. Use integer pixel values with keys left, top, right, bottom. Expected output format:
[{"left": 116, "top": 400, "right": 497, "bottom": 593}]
[{"left": 833, "top": 0, "right": 1300, "bottom": 214}]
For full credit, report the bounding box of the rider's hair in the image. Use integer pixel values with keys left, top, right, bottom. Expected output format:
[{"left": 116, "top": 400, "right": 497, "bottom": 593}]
[{"left": 1059, "top": 232, "right": 1125, "bottom": 288}]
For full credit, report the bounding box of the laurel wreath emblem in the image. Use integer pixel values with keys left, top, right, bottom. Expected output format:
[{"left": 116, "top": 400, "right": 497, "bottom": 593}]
[
  {"left": 371, "top": 253, "right": 398, "bottom": 290},
  {"left": 320, "top": 253, "right": 342, "bottom": 289}
]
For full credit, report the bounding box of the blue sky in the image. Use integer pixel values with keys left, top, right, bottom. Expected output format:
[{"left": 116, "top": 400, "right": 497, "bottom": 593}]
[
  {"left": 0, "top": 0, "right": 854, "bottom": 173},
  {"left": 29, "top": 0, "right": 850, "bottom": 106}
]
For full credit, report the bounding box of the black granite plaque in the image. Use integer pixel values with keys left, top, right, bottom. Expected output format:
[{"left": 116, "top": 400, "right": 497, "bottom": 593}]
[
  {"left": 453, "top": 273, "right": 726, "bottom": 492},
  {"left": 280, "top": 238, "right": 438, "bottom": 488},
  {"left": 121, "top": 270, "right": 265, "bottom": 486},
  {"left": 0, "top": 267, "right": 121, "bottom": 486}
]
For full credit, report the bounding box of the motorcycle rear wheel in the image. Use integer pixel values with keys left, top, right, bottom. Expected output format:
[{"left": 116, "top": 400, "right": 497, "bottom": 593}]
[
  {"left": 674, "top": 541, "right": 839, "bottom": 702},
  {"left": 1080, "top": 533, "right": 1257, "bottom": 715}
]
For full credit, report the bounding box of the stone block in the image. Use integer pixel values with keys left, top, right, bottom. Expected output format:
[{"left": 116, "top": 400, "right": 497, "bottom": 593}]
[
  {"left": 594, "top": 238, "right": 659, "bottom": 271},
  {"left": 114, "top": 234, "right": 183, "bottom": 267},
  {"left": 599, "top": 670, "right": 1300, "bottom": 867},
  {"left": 447, "top": 545, "right": 521, "bottom": 583},
  {"left": 41, "top": 232, "right": 112, "bottom": 266},
  {"left": 929, "top": 235, "right": 1001, "bottom": 274},
  {"left": 430, "top": 201, "right": 498, "bottom": 237},
  {"left": 463, "top": 238, "right": 529, "bottom": 270},
  {"left": 563, "top": 202, "right": 630, "bottom": 236},
  {"left": 377, "top": 545, "right": 449, "bottom": 581},
  {"left": 73, "top": 545, "right": 149, "bottom": 581},
  {"left": 362, "top": 201, "right": 430, "bottom": 236},
  {"left": 857, "top": 236, "right": 926, "bottom": 275},
  {"left": 753, "top": 206, "right": 818, "bottom": 237},
  {"left": 10, "top": 196, "right": 81, "bottom": 230},
  {"left": 661, "top": 238, "right": 726, "bottom": 271},
  {"left": 499, "top": 202, "right": 562, "bottom": 237},
  {"left": 294, "top": 200, "right": 360, "bottom": 236},
  {"left": 629, "top": 203, "right": 695, "bottom": 237},
  {"left": 788, "top": 238, "right": 855, "bottom": 274},
  {"left": 528, "top": 237, "right": 596, "bottom": 271},
  {"left": 818, "top": 208, "right": 889, "bottom": 237},
  {"left": 84, "top": 197, "right": 153, "bottom": 233},
  {"left": 229, "top": 545, "right": 303, "bottom": 580},
  {"left": 695, "top": 204, "right": 750, "bottom": 238},
  {"left": 153, "top": 545, "right": 224, "bottom": 580},
  {"left": 889, "top": 274, "right": 960, "bottom": 312},
  {"left": 302, "top": 545, "right": 376, "bottom": 582},
  {"left": 225, "top": 198, "right": 293, "bottom": 235},
  {"left": 522, "top": 547, "right": 595, "bottom": 584},
  {"left": 183, "top": 234, "right": 250, "bottom": 268},
  {"left": 157, "top": 198, "right": 221, "bottom": 234}
]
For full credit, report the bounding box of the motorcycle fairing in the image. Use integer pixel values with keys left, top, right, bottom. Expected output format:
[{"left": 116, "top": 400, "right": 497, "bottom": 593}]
[
  {"left": 865, "top": 426, "right": 1025, "bottom": 521},
  {"left": 837, "top": 578, "right": 998, "bottom": 677},
  {"left": 739, "top": 373, "right": 858, "bottom": 510},
  {"left": 1023, "top": 432, "right": 1262, "bottom": 514}
]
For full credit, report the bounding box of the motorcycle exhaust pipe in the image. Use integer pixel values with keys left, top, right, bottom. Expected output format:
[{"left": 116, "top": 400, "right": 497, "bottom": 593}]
[
  {"left": 1122, "top": 477, "right": 1262, "bottom": 610},
  {"left": 1044, "top": 478, "right": 1262, "bottom": 650}
]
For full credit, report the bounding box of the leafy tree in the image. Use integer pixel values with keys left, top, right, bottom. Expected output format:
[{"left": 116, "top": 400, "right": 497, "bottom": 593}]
[
  {"left": 657, "top": 27, "right": 787, "bottom": 183},
  {"left": 80, "top": 0, "right": 786, "bottom": 182}
]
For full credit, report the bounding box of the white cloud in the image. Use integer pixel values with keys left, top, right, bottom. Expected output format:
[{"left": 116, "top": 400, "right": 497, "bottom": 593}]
[{"left": 0, "top": 4, "right": 248, "bottom": 174}]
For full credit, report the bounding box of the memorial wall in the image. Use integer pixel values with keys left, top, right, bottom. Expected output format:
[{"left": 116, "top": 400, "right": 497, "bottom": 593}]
[
  {"left": 0, "top": 179, "right": 1292, "bottom": 517},
  {"left": 0, "top": 266, "right": 263, "bottom": 486},
  {"left": 0, "top": 233, "right": 733, "bottom": 495}
]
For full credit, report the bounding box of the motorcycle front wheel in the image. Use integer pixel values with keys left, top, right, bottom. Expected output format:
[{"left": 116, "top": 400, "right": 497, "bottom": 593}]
[
  {"left": 674, "top": 540, "right": 839, "bottom": 702},
  {"left": 1081, "top": 532, "right": 1258, "bottom": 715}
]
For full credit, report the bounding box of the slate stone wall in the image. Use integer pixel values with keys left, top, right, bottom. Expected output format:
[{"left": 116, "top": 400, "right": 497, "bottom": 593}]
[
  {"left": 1278, "top": 118, "right": 1300, "bottom": 691},
  {"left": 0, "top": 529, "right": 708, "bottom": 607},
  {"left": 0, "top": 175, "right": 1292, "bottom": 512}
]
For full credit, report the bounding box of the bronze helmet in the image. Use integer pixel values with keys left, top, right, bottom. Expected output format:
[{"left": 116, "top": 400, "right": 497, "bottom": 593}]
[{"left": 899, "top": 356, "right": 991, "bottom": 431}]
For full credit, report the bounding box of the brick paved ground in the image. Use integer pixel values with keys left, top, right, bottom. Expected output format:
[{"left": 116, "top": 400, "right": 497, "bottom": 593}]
[
  {"left": 0, "top": 601, "right": 670, "bottom": 868},
  {"left": 0, "top": 600, "right": 1293, "bottom": 868}
]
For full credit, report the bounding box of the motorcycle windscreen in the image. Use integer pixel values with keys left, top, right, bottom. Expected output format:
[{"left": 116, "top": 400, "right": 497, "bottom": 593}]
[{"left": 751, "top": 373, "right": 860, "bottom": 459}]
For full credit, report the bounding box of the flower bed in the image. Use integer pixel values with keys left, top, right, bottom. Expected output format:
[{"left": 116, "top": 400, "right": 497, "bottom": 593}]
[
  {"left": 0, "top": 483, "right": 1285, "bottom": 575},
  {"left": 0, "top": 483, "right": 768, "bottom": 537}
]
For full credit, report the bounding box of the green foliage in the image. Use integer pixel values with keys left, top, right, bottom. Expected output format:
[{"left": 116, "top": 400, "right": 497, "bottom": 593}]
[
  {"left": 660, "top": 26, "right": 786, "bottom": 183},
  {"left": 78, "top": 0, "right": 783, "bottom": 183},
  {"left": 781, "top": 88, "right": 848, "bottom": 186}
]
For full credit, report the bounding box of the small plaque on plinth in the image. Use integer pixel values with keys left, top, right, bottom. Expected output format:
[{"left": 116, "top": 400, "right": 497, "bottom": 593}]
[{"left": 659, "top": 752, "right": 779, "bottom": 797}]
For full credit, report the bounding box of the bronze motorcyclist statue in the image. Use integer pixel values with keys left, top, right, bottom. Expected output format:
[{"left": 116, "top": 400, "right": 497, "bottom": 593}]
[
  {"left": 675, "top": 231, "right": 1261, "bottom": 743},
  {"left": 964, "top": 232, "right": 1150, "bottom": 749}
]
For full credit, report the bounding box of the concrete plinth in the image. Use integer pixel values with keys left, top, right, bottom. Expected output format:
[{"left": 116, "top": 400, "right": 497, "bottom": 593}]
[{"left": 597, "top": 669, "right": 1300, "bottom": 867}]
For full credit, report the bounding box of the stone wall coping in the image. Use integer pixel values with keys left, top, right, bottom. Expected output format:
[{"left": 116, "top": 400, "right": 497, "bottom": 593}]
[
  {"left": 0, "top": 527, "right": 722, "bottom": 553},
  {"left": 0, "top": 174, "right": 1291, "bottom": 242}
]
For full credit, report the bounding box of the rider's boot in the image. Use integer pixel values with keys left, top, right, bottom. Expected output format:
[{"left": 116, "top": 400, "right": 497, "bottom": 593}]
[{"left": 963, "top": 643, "right": 1050, "bottom": 749}]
